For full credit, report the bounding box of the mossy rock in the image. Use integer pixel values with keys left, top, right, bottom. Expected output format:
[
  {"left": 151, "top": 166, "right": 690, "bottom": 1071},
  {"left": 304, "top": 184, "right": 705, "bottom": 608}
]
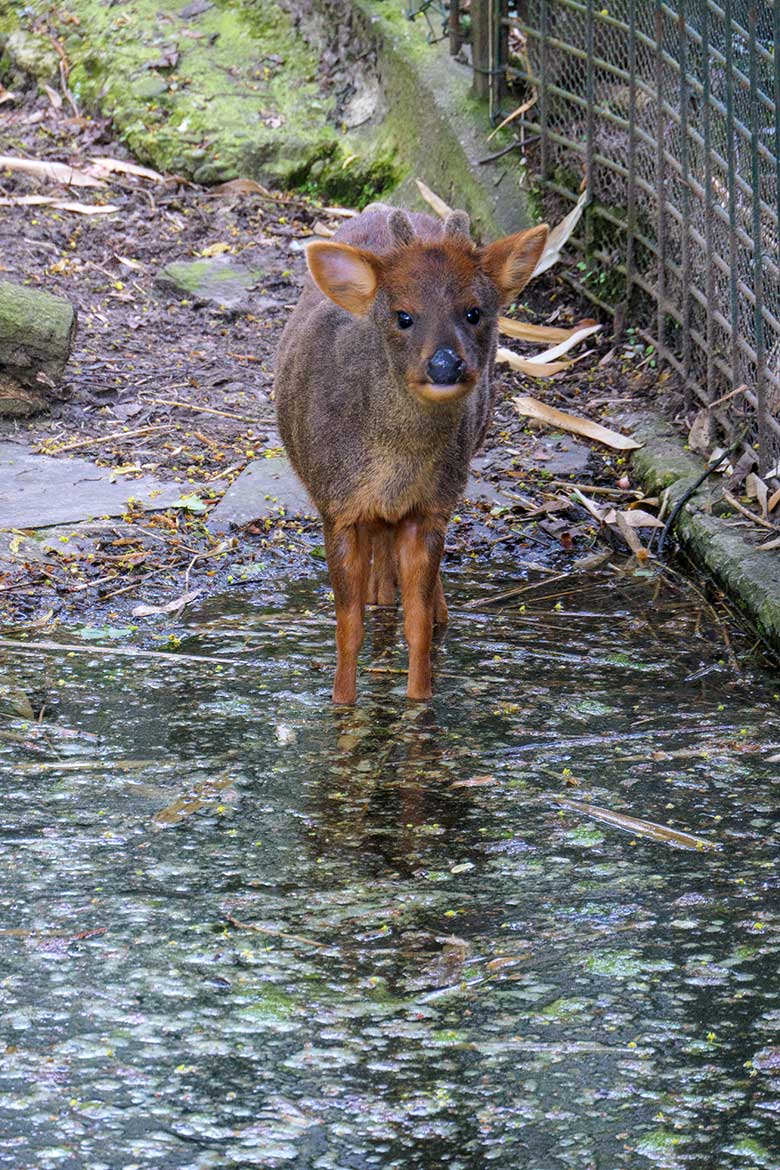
[
  {"left": 1, "top": 27, "right": 58, "bottom": 86},
  {"left": 155, "top": 256, "right": 267, "bottom": 310}
]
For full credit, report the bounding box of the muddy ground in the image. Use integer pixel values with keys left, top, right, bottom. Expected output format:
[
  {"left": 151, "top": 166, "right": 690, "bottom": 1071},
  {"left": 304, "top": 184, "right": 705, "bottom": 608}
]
[{"left": 1, "top": 94, "right": 678, "bottom": 630}]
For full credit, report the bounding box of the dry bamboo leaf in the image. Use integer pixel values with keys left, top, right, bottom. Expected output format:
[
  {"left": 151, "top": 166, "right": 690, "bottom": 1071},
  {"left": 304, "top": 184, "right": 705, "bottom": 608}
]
[
  {"left": 532, "top": 188, "right": 589, "bottom": 277},
  {"left": 552, "top": 795, "right": 720, "bottom": 851},
  {"left": 321, "top": 206, "right": 358, "bottom": 218},
  {"left": 312, "top": 221, "right": 335, "bottom": 237},
  {"left": 486, "top": 93, "right": 537, "bottom": 141},
  {"left": 132, "top": 589, "right": 202, "bottom": 618},
  {"left": 569, "top": 488, "right": 605, "bottom": 524},
  {"left": 746, "top": 473, "right": 769, "bottom": 519},
  {"left": 0, "top": 86, "right": 17, "bottom": 105},
  {"left": 415, "top": 178, "right": 452, "bottom": 219},
  {"left": 43, "top": 84, "right": 62, "bottom": 110},
  {"left": 211, "top": 177, "right": 273, "bottom": 197},
  {"left": 49, "top": 200, "right": 120, "bottom": 216},
  {"left": 614, "top": 511, "right": 647, "bottom": 557},
  {"left": 512, "top": 395, "right": 642, "bottom": 450},
  {"left": 616, "top": 508, "right": 664, "bottom": 528},
  {"left": 152, "top": 768, "right": 235, "bottom": 828},
  {"left": 522, "top": 323, "right": 602, "bottom": 364},
  {"left": 688, "top": 408, "right": 716, "bottom": 455},
  {"left": 497, "top": 349, "right": 575, "bottom": 378},
  {"left": 768, "top": 487, "right": 780, "bottom": 513},
  {"left": 87, "top": 156, "right": 165, "bottom": 183},
  {"left": 499, "top": 317, "right": 598, "bottom": 343},
  {"left": 0, "top": 195, "right": 120, "bottom": 214},
  {"left": 0, "top": 154, "right": 106, "bottom": 188}
]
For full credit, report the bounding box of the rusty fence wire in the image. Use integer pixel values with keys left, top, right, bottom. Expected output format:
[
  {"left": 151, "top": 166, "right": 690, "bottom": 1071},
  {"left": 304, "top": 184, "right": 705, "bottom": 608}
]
[{"left": 492, "top": 0, "right": 780, "bottom": 472}]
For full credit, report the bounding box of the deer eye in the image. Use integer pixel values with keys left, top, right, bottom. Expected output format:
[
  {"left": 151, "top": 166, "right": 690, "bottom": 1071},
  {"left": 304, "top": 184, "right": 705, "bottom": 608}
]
[
  {"left": 465, "top": 307, "right": 481, "bottom": 325},
  {"left": 396, "top": 311, "right": 414, "bottom": 330}
]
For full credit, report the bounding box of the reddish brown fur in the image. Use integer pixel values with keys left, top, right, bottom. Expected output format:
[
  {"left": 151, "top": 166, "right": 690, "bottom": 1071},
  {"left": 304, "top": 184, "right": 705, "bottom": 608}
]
[{"left": 275, "top": 204, "right": 548, "bottom": 703}]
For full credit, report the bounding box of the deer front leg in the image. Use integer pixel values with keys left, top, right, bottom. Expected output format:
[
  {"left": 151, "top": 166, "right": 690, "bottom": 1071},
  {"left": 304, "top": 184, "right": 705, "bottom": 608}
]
[
  {"left": 395, "top": 514, "right": 446, "bottom": 701},
  {"left": 324, "top": 520, "right": 370, "bottom": 704}
]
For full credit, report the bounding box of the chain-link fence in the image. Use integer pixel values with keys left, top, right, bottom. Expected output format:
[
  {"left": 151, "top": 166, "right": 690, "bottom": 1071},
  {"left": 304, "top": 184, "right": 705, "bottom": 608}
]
[
  {"left": 505, "top": 0, "right": 780, "bottom": 471},
  {"left": 407, "top": 1, "right": 780, "bottom": 472}
]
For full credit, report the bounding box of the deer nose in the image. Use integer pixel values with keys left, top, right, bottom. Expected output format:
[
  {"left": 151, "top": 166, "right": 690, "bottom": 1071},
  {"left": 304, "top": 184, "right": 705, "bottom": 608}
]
[{"left": 426, "top": 347, "right": 466, "bottom": 385}]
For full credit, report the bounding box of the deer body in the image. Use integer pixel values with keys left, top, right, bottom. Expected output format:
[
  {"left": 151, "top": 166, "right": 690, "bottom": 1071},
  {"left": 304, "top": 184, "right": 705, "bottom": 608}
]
[{"left": 275, "top": 204, "right": 547, "bottom": 703}]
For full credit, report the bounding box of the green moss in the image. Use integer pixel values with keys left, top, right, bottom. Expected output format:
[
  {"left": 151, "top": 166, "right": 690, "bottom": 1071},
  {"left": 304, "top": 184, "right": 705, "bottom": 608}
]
[{"left": 21, "top": 0, "right": 339, "bottom": 185}]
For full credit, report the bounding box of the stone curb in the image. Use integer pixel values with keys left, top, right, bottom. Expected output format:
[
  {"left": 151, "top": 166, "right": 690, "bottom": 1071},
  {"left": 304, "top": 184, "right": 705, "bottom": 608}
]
[
  {"left": 349, "top": 0, "right": 531, "bottom": 238},
  {"left": 628, "top": 410, "right": 780, "bottom": 654}
]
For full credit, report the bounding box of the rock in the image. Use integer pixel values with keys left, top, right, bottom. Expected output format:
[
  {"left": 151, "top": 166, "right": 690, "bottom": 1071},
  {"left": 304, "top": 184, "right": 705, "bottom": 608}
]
[
  {"left": 0, "top": 442, "right": 191, "bottom": 529},
  {"left": 0, "top": 373, "right": 47, "bottom": 417},
  {"left": 0, "top": 281, "right": 77, "bottom": 408},
  {"left": 207, "top": 455, "right": 315, "bottom": 531},
  {"left": 4, "top": 30, "right": 59, "bottom": 83},
  {"left": 155, "top": 257, "right": 266, "bottom": 312}
]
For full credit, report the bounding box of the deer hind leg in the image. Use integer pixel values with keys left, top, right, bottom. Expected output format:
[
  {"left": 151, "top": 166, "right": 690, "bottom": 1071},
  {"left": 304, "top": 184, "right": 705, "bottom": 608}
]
[
  {"left": 323, "top": 519, "right": 371, "bottom": 705},
  {"left": 367, "top": 523, "right": 397, "bottom": 606},
  {"left": 434, "top": 573, "right": 448, "bottom": 626},
  {"left": 394, "top": 514, "right": 447, "bottom": 701}
]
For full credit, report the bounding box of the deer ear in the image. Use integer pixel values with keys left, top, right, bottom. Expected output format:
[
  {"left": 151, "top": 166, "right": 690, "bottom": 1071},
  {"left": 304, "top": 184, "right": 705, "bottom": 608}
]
[
  {"left": 388, "top": 208, "right": 416, "bottom": 246},
  {"left": 443, "top": 210, "right": 471, "bottom": 240},
  {"left": 306, "top": 241, "right": 382, "bottom": 316},
  {"left": 480, "top": 224, "right": 549, "bottom": 304}
]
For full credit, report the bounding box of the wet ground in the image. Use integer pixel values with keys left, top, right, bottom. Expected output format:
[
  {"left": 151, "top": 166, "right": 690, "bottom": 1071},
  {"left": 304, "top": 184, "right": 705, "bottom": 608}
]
[{"left": 3, "top": 561, "right": 780, "bottom": 1170}]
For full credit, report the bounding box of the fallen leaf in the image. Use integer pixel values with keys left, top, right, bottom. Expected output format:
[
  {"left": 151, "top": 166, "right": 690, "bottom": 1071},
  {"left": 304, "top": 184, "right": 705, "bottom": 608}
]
[
  {"left": 132, "top": 589, "right": 202, "bottom": 618},
  {"left": 616, "top": 508, "right": 664, "bottom": 528},
  {"left": 532, "top": 188, "right": 589, "bottom": 277},
  {"left": 522, "top": 323, "right": 602, "bottom": 364},
  {"left": 497, "top": 348, "right": 578, "bottom": 378},
  {"left": 87, "top": 156, "right": 165, "bottom": 183},
  {"left": 487, "top": 93, "right": 537, "bottom": 141},
  {"left": 499, "top": 317, "right": 598, "bottom": 344},
  {"left": 211, "top": 177, "right": 273, "bottom": 197},
  {"left": 512, "top": 395, "right": 642, "bottom": 450},
  {"left": 0, "top": 195, "right": 120, "bottom": 214},
  {"left": 0, "top": 154, "right": 106, "bottom": 188},
  {"left": 43, "top": 84, "right": 62, "bottom": 110},
  {"left": 415, "top": 178, "right": 452, "bottom": 218},
  {"left": 552, "top": 795, "right": 720, "bottom": 851}
]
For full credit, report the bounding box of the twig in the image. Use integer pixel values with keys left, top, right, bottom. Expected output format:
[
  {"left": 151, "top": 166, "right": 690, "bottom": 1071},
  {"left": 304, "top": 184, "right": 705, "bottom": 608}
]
[
  {"left": 462, "top": 572, "right": 570, "bottom": 609},
  {"left": 0, "top": 637, "right": 235, "bottom": 665},
  {"left": 38, "top": 425, "right": 166, "bottom": 455},
  {"left": 225, "top": 913, "right": 326, "bottom": 949},
  {"left": 707, "top": 382, "right": 748, "bottom": 410},
  {"left": 145, "top": 397, "right": 266, "bottom": 425},
  {"left": 722, "top": 489, "right": 780, "bottom": 534}
]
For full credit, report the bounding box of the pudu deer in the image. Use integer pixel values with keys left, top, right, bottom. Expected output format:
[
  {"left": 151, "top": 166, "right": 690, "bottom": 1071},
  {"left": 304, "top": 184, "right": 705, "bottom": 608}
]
[{"left": 275, "top": 204, "right": 548, "bottom": 703}]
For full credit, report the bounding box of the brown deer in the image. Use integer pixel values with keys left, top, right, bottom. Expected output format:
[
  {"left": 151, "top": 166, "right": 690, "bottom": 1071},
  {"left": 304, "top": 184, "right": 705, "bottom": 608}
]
[{"left": 275, "top": 204, "right": 548, "bottom": 704}]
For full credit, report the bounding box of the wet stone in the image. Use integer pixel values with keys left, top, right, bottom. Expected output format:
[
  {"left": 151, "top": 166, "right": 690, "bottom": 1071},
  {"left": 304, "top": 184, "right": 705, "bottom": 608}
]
[
  {"left": 0, "top": 441, "right": 189, "bottom": 529},
  {"left": 207, "top": 455, "right": 316, "bottom": 530}
]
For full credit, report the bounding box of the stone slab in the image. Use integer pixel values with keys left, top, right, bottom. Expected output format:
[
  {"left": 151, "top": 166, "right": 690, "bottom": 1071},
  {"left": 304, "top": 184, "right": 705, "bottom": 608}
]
[
  {"left": 0, "top": 442, "right": 189, "bottom": 530},
  {"left": 155, "top": 257, "right": 269, "bottom": 312},
  {"left": 206, "top": 456, "right": 316, "bottom": 531}
]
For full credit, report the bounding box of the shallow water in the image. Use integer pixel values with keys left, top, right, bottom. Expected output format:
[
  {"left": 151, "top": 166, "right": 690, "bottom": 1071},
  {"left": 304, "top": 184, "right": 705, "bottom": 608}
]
[{"left": 2, "top": 564, "right": 780, "bottom": 1169}]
